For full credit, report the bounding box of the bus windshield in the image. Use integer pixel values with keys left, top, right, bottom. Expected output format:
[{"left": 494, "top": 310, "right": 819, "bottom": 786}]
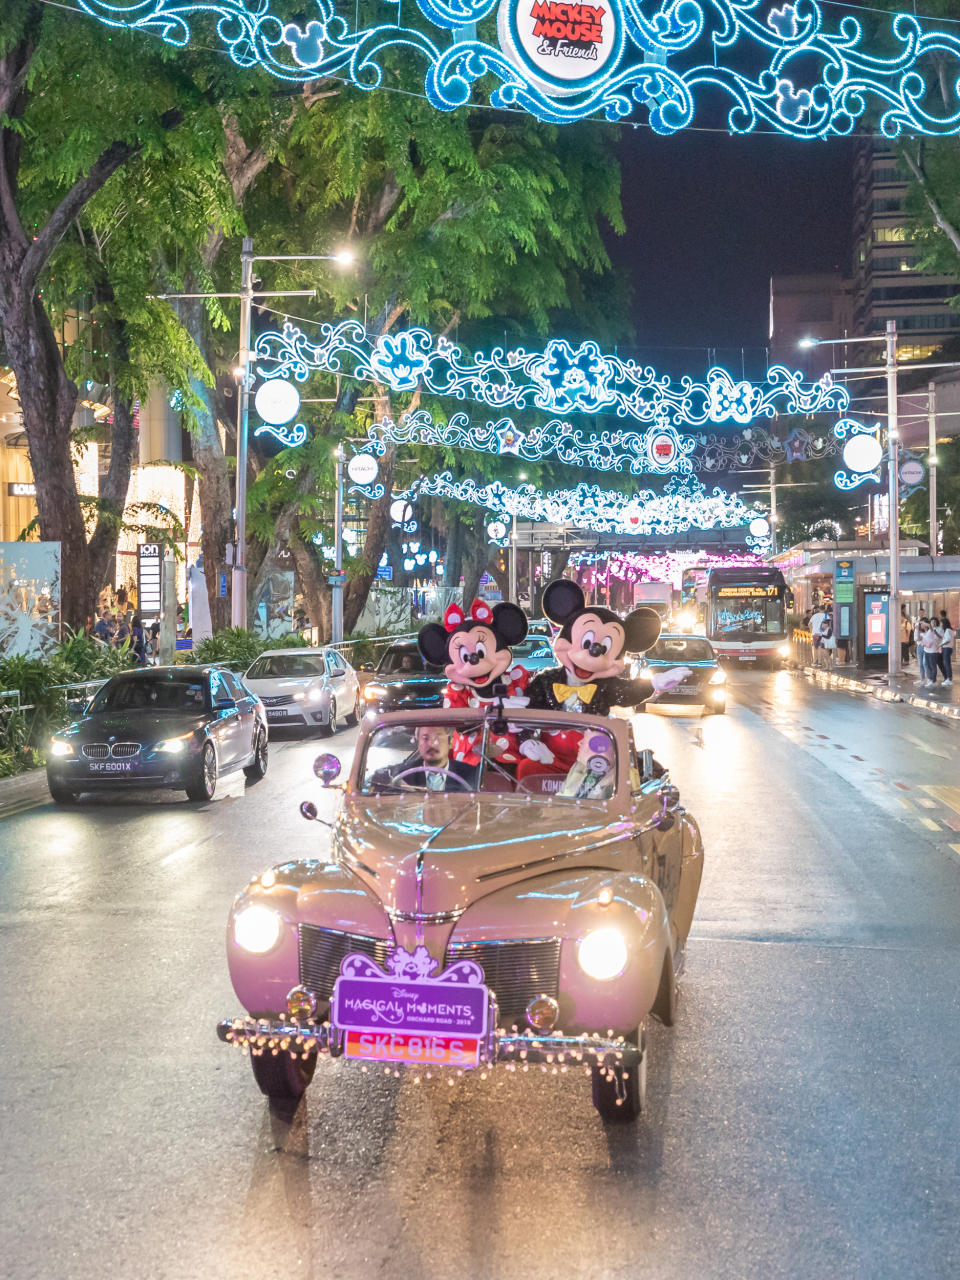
[{"left": 713, "top": 587, "right": 783, "bottom": 636}]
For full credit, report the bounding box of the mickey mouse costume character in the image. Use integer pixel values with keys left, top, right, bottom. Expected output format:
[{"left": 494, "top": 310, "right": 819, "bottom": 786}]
[
  {"left": 418, "top": 599, "right": 530, "bottom": 766},
  {"left": 519, "top": 579, "right": 692, "bottom": 776}
]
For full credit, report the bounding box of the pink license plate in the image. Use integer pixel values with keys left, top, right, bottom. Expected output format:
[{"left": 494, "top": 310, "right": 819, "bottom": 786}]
[{"left": 344, "top": 1030, "right": 481, "bottom": 1068}]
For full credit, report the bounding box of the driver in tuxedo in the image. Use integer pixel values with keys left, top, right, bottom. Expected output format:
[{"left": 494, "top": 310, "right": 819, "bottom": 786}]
[{"left": 372, "top": 725, "right": 479, "bottom": 792}]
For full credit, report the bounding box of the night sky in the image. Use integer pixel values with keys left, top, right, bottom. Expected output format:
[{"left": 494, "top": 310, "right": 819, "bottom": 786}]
[{"left": 608, "top": 127, "right": 859, "bottom": 377}]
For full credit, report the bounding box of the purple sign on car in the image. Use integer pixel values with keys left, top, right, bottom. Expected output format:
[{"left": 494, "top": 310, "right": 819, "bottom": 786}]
[{"left": 331, "top": 945, "right": 488, "bottom": 1039}]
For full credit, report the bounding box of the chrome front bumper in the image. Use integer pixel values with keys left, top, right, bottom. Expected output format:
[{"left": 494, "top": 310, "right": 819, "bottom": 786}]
[{"left": 216, "top": 1016, "right": 642, "bottom": 1071}]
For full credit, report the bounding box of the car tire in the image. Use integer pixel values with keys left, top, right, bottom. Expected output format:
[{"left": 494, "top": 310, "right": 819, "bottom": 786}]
[
  {"left": 243, "top": 729, "right": 268, "bottom": 783},
  {"left": 591, "top": 1026, "right": 646, "bottom": 1123},
  {"left": 319, "top": 697, "right": 338, "bottom": 737},
  {"left": 48, "top": 778, "right": 78, "bottom": 805},
  {"left": 651, "top": 945, "right": 677, "bottom": 1027},
  {"left": 711, "top": 704, "right": 726, "bottom": 716},
  {"left": 186, "top": 741, "right": 218, "bottom": 802},
  {"left": 251, "top": 1045, "right": 317, "bottom": 1100},
  {"left": 347, "top": 692, "right": 360, "bottom": 727}
]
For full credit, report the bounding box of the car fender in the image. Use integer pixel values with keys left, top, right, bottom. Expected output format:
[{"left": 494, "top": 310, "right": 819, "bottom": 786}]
[
  {"left": 451, "top": 868, "right": 670, "bottom": 1036},
  {"left": 227, "top": 861, "right": 392, "bottom": 1016}
]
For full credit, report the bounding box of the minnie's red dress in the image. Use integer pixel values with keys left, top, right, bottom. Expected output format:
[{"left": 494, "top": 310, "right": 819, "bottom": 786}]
[{"left": 443, "top": 666, "right": 530, "bottom": 765}]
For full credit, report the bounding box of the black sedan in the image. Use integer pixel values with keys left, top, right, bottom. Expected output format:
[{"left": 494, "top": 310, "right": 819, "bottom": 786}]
[
  {"left": 359, "top": 641, "right": 446, "bottom": 714},
  {"left": 46, "top": 666, "right": 269, "bottom": 804},
  {"left": 631, "top": 633, "right": 727, "bottom": 714}
]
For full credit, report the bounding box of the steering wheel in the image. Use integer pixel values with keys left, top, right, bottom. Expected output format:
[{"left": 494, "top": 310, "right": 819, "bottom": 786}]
[{"left": 388, "top": 766, "right": 473, "bottom": 793}]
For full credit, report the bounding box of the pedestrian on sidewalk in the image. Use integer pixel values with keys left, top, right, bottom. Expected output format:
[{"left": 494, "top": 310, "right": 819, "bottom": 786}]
[
  {"left": 809, "top": 608, "right": 826, "bottom": 666},
  {"left": 919, "top": 618, "right": 943, "bottom": 688},
  {"left": 900, "top": 605, "right": 912, "bottom": 667},
  {"left": 939, "top": 615, "right": 953, "bottom": 687},
  {"left": 130, "top": 615, "right": 147, "bottom": 667},
  {"left": 820, "top": 618, "right": 837, "bottom": 667}
]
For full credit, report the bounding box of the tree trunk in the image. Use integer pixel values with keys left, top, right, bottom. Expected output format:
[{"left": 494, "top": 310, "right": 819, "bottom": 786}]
[
  {"left": 179, "top": 295, "right": 233, "bottom": 631},
  {"left": 461, "top": 518, "right": 489, "bottom": 606},
  {"left": 343, "top": 446, "right": 396, "bottom": 634},
  {"left": 1, "top": 290, "right": 90, "bottom": 627},
  {"left": 290, "top": 538, "right": 330, "bottom": 638}
]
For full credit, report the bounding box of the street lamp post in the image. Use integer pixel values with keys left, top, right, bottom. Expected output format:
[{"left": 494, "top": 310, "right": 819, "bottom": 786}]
[
  {"left": 884, "top": 320, "right": 901, "bottom": 677},
  {"left": 332, "top": 445, "right": 345, "bottom": 643},
  {"left": 155, "top": 243, "right": 353, "bottom": 631},
  {"left": 928, "top": 380, "right": 938, "bottom": 556}
]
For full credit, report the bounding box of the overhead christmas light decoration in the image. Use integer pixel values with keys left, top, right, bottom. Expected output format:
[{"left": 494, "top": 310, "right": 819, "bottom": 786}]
[
  {"left": 78, "top": 2, "right": 960, "bottom": 137},
  {"left": 833, "top": 418, "right": 884, "bottom": 490},
  {"left": 569, "top": 549, "right": 763, "bottom": 588},
  {"left": 368, "top": 410, "right": 696, "bottom": 474},
  {"left": 366, "top": 472, "right": 761, "bottom": 537},
  {"left": 360, "top": 409, "right": 847, "bottom": 475},
  {"left": 254, "top": 320, "right": 849, "bottom": 429}
]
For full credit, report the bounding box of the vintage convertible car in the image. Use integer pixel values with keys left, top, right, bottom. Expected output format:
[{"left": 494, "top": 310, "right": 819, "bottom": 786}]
[{"left": 218, "top": 706, "right": 703, "bottom": 1122}]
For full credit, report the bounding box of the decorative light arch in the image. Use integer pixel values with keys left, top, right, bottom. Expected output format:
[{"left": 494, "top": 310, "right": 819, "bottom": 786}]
[
  {"left": 78, "top": 1, "right": 960, "bottom": 137},
  {"left": 254, "top": 319, "right": 849, "bottom": 428}
]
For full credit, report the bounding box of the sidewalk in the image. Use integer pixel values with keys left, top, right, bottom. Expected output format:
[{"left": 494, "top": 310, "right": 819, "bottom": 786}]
[
  {"left": 793, "top": 658, "right": 960, "bottom": 723},
  {"left": 0, "top": 767, "right": 50, "bottom": 810}
]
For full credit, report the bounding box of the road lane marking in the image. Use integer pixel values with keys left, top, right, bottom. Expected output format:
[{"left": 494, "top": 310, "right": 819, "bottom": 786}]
[
  {"left": 0, "top": 799, "right": 45, "bottom": 819},
  {"left": 161, "top": 843, "right": 197, "bottom": 865},
  {"left": 898, "top": 797, "right": 915, "bottom": 810},
  {"left": 902, "top": 733, "right": 952, "bottom": 760},
  {"left": 920, "top": 785, "right": 960, "bottom": 816},
  {"left": 917, "top": 798, "right": 938, "bottom": 808},
  {"left": 919, "top": 817, "right": 941, "bottom": 831}
]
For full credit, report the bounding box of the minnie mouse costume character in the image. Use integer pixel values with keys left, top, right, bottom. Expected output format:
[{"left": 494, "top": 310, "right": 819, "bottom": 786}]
[
  {"left": 519, "top": 579, "right": 692, "bottom": 775},
  {"left": 418, "top": 599, "right": 530, "bottom": 766}
]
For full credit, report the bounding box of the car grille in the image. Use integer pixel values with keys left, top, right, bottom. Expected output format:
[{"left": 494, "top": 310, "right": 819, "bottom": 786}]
[
  {"left": 298, "top": 925, "right": 393, "bottom": 1001},
  {"left": 445, "top": 938, "right": 561, "bottom": 1020},
  {"left": 82, "top": 742, "right": 140, "bottom": 759},
  {"left": 261, "top": 694, "right": 296, "bottom": 707}
]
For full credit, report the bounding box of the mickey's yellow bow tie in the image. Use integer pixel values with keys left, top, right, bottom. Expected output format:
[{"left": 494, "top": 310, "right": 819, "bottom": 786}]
[{"left": 553, "top": 681, "right": 597, "bottom": 705}]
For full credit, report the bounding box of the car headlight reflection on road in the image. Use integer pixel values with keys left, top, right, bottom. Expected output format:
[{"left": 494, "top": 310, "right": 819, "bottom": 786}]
[
  {"left": 157, "top": 737, "right": 187, "bottom": 754},
  {"left": 577, "top": 928, "right": 628, "bottom": 981},
  {"left": 363, "top": 684, "right": 387, "bottom": 701},
  {"left": 709, "top": 669, "right": 726, "bottom": 685},
  {"left": 234, "top": 905, "right": 282, "bottom": 954},
  {"left": 49, "top": 739, "right": 73, "bottom": 757}
]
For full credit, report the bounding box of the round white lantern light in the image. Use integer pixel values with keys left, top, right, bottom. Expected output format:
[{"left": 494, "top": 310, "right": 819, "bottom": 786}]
[
  {"left": 842, "top": 433, "right": 883, "bottom": 474},
  {"left": 254, "top": 378, "right": 301, "bottom": 426},
  {"left": 749, "top": 517, "right": 770, "bottom": 538},
  {"left": 346, "top": 453, "right": 379, "bottom": 486}
]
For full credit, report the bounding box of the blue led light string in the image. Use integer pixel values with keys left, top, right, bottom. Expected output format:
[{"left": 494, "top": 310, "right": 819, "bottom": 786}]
[
  {"left": 253, "top": 319, "right": 850, "bottom": 429},
  {"left": 76, "top": 0, "right": 960, "bottom": 136}
]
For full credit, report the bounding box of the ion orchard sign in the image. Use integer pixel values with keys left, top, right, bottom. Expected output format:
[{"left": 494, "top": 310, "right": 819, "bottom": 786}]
[{"left": 77, "top": 1, "right": 960, "bottom": 136}]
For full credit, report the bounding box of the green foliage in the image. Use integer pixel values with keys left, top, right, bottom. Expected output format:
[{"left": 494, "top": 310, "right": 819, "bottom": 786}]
[
  {"left": 187, "top": 627, "right": 308, "bottom": 671},
  {"left": 903, "top": 435, "right": 960, "bottom": 552},
  {"left": 0, "top": 630, "right": 136, "bottom": 774}
]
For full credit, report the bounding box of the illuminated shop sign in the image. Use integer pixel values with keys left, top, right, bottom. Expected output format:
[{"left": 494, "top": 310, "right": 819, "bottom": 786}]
[{"left": 7, "top": 482, "right": 36, "bottom": 496}]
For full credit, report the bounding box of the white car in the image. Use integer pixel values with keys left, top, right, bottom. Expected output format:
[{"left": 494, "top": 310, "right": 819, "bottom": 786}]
[{"left": 244, "top": 648, "right": 360, "bottom": 735}]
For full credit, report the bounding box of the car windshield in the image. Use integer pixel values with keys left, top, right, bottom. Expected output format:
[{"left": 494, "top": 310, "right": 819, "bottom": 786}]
[
  {"left": 645, "top": 636, "right": 715, "bottom": 662},
  {"left": 376, "top": 646, "right": 437, "bottom": 675},
  {"left": 512, "top": 638, "right": 555, "bottom": 668},
  {"left": 89, "top": 676, "right": 209, "bottom": 713},
  {"left": 247, "top": 654, "right": 326, "bottom": 679},
  {"left": 358, "top": 718, "right": 619, "bottom": 801}
]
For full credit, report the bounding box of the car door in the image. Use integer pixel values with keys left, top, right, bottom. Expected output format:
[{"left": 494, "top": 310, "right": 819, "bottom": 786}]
[
  {"left": 209, "top": 669, "right": 242, "bottom": 767},
  {"left": 325, "top": 649, "right": 348, "bottom": 716},
  {"left": 340, "top": 653, "right": 359, "bottom": 714},
  {"left": 223, "top": 669, "right": 257, "bottom": 758}
]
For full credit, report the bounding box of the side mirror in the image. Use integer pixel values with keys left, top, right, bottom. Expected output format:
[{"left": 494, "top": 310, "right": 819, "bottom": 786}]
[
  {"left": 300, "top": 800, "right": 318, "bottom": 821},
  {"left": 654, "top": 784, "right": 680, "bottom": 831},
  {"left": 314, "top": 753, "right": 342, "bottom": 786},
  {"left": 360, "top": 662, "right": 375, "bottom": 672}
]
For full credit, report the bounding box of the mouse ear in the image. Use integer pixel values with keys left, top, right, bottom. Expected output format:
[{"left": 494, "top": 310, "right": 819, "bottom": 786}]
[
  {"left": 491, "top": 602, "right": 528, "bottom": 647},
  {"left": 418, "top": 623, "right": 452, "bottom": 667},
  {"left": 542, "top": 579, "right": 585, "bottom": 626},
  {"left": 622, "top": 607, "right": 662, "bottom": 654}
]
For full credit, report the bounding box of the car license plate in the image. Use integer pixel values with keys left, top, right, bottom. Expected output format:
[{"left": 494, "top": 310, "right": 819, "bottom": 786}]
[
  {"left": 344, "top": 1030, "right": 480, "bottom": 1068},
  {"left": 267, "top": 708, "right": 291, "bottom": 718},
  {"left": 674, "top": 684, "right": 699, "bottom": 695},
  {"left": 88, "top": 761, "right": 133, "bottom": 773},
  {"left": 739, "top": 655, "right": 757, "bottom": 661}
]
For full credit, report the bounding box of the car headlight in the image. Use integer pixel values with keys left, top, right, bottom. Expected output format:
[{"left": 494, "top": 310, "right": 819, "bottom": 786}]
[
  {"left": 363, "top": 684, "right": 387, "bottom": 701},
  {"left": 307, "top": 687, "right": 324, "bottom": 703},
  {"left": 577, "top": 928, "right": 628, "bottom": 981},
  {"left": 157, "top": 737, "right": 188, "bottom": 754},
  {"left": 293, "top": 691, "right": 306, "bottom": 702},
  {"left": 778, "top": 643, "right": 790, "bottom": 658},
  {"left": 709, "top": 669, "right": 726, "bottom": 685},
  {"left": 234, "top": 904, "right": 282, "bottom": 954},
  {"left": 49, "top": 739, "right": 73, "bottom": 757}
]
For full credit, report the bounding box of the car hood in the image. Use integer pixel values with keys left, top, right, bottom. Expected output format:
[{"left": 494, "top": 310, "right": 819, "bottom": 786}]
[
  {"left": 246, "top": 676, "right": 319, "bottom": 694},
  {"left": 371, "top": 673, "right": 445, "bottom": 688},
  {"left": 330, "top": 793, "right": 635, "bottom": 919},
  {"left": 66, "top": 711, "right": 209, "bottom": 742}
]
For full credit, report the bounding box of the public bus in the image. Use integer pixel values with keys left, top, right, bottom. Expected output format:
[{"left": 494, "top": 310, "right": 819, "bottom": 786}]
[{"left": 704, "top": 566, "right": 791, "bottom": 664}]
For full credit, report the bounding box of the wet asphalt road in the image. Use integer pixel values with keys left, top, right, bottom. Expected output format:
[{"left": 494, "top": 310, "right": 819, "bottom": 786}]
[{"left": 2, "top": 670, "right": 960, "bottom": 1280}]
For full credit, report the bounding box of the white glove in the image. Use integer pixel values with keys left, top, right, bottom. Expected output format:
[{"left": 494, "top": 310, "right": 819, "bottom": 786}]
[
  {"left": 499, "top": 694, "right": 530, "bottom": 708},
  {"left": 519, "top": 739, "right": 555, "bottom": 764},
  {"left": 650, "top": 666, "right": 693, "bottom": 693}
]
